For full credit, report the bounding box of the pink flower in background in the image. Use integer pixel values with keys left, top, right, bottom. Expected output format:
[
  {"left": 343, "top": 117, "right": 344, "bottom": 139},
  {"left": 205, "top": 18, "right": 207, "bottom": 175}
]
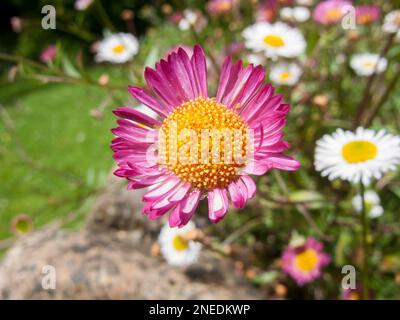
[
  {"left": 163, "top": 45, "right": 194, "bottom": 59},
  {"left": 10, "top": 16, "right": 22, "bottom": 33},
  {"left": 40, "top": 45, "right": 57, "bottom": 63},
  {"left": 281, "top": 237, "right": 330, "bottom": 286},
  {"left": 342, "top": 284, "right": 374, "bottom": 300},
  {"left": 111, "top": 45, "right": 299, "bottom": 227},
  {"left": 313, "top": 0, "right": 351, "bottom": 25},
  {"left": 224, "top": 42, "right": 244, "bottom": 56},
  {"left": 207, "top": 0, "right": 237, "bottom": 15},
  {"left": 355, "top": 5, "right": 380, "bottom": 25},
  {"left": 256, "top": 0, "right": 278, "bottom": 22}
]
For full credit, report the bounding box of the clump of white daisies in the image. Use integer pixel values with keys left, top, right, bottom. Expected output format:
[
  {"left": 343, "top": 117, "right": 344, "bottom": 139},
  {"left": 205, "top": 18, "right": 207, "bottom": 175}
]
[
  {"left": 95, "top": 32, "right": 139, "bottom": 64},
  {"left": 158, "top": 222, "right": 202, "bottom": 267},
  {"left": 242, "top": 21, "right": 305, "bottom": 87}
]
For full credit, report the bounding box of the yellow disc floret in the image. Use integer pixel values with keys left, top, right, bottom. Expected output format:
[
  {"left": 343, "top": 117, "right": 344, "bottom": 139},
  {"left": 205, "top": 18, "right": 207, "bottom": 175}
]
[
  {"left": 158, "top": 97, "right": 249, "bottom": 191},
  {"left": 294, "top": 249, "right": 319, "bottom": 273},
  {"left": 342, "top": 140, "right": 377, "bottom": 164}
]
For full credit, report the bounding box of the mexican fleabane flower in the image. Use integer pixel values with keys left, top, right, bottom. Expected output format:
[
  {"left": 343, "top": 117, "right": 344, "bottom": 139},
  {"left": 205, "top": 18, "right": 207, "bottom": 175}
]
[
  {"left": 313, "top": 0, "right": 351, "bottom": 25},
  {"left": 111, "top": 45, "right": 300, "bottom": 227},
  {"left": 355, "top": 5, "right": 380, "bottom": 25},
  {"left": 382, "top": 10, "right": 400, "bottom": 38},
  {"left": 281, "top": 237, "right": 330, "bottom": 286},
  {"left": 352, "top": 190, "right": 383, "bottom": 219},
  {"left": 350, "top": 53, "right": 387, "bottom": 77},
  {"left": 159, "top": 221, "right": 201, "bottom": 266},
  {"left": 242, "top": 22, "right": 306, "bottom": 59},
  {"left": 95, "top": 33, "right": 139, "bottom": 64},
  {"left": 315, "top": 127, "right": 400, "bottom": 185},
  {"left": 270, "top": 62, "right": 302, "bottom": 86}
]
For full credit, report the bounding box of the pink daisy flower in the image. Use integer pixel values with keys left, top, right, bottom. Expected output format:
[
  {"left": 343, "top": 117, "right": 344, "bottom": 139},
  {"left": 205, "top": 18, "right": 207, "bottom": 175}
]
[
  {"left": 355, "top": 5, "right": 380, "bottom": 25},
  {"left": 111, "top": 45, "right": 300, "bottom": 227},
  {"left": 40, "top": 44, "right": 57, "bottom": 63},
  {"left": 313, "top": 0, "right": 351, "bottom": 25},
  {"left": 281, "top": 237, "right": 330, "bottom": 286}
]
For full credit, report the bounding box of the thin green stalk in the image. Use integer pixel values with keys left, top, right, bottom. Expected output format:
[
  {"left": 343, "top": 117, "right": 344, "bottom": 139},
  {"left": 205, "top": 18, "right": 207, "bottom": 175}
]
[{"left": 360, "top": 181, "right": 370, "bottom": 300}]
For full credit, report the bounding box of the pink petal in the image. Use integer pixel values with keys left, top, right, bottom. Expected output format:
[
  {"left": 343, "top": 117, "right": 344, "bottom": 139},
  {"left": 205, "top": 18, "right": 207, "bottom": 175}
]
[
  {"left": 208, "top": 188, "right": 229, "bottom": 223},
  {"left": 191, "top": 45, "right": 208, "bottom": 97},
  {"left": 113, "top": 107, "right": 162, "bottom": 127},
  {"left": 128, "top": 85, "right": 170, "bottom": 117},
  {"left": 169, "top": 189, "right": 201, "bottom": 227},
  {"left": 240, "top": 176, "right": 256, "bottom": 198}
]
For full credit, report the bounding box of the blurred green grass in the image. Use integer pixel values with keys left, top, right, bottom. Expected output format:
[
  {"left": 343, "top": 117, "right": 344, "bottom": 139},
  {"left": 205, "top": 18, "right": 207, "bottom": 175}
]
[{"left": 0, "top": 77, "right": 117, "bottom": 240}]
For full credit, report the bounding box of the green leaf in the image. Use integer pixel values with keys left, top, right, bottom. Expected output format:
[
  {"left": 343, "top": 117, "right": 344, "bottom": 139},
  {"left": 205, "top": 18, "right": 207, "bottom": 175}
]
[{"left": 252, "top": 271, "right": 279, "bottom": 286}]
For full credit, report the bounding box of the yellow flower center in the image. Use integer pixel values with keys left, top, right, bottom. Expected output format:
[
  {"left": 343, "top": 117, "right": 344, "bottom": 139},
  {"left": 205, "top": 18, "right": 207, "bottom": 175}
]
[
  {"left": 263, "top": 35, "right": 285, "bottom": 47},
  {"left": 172, "top": 235, "right": 189, "bottom": 251},
  {"left": 280, "top": 71, "right": 291, "bottom": 81},
  {"left": 112, "top": 44, "right": 126, "bottom": 54},
  {"left": 342, "top": 140, "right": 377, "bottom": 164},
  {"left": 294, "top": 249, "right": 319, "bottom": 273},
  {"left": 349, "top": 292, "right": 360, "bottom": 300},
  {"left": 159, "top": 97, "right": 249, "bottom": 191},
  {"left": 326, "top": 8, "right": 342, "bottom": 21},
  {"left": 363, "top": 61, "right": 376, "bottom": 69}
]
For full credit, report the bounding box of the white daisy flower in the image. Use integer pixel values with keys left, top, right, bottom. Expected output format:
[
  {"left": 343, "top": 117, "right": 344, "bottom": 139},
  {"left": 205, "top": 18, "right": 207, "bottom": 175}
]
[
  {"left": 270, "top": 62, "right": 302, "bottom": 86},
  {"left": 352, "top": 190, "right": 384, "bottom": 219},
  {"left": 281, "top": 7, "right": 311, "bottom": 22},
  {"left": 350, "top": 53, "right": 388, "bottom": 77},
  {"left": 315, "top": 127, "right": 400, "bottom": 185},
  {"left": 242, "top": 22, "right": 306, "bottom": 59},
  {"left": 95, "top": 33, "right": 139, "bottom": 64},
  {"left": 159, "top": 221, "right": 202, "bottom": 267},
  {"left": 382, "top": 10, "right": 400, "bottom": 37}
]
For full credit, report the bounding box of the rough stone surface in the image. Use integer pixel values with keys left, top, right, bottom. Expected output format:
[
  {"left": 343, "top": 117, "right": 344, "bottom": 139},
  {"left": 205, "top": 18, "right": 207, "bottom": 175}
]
[
  {"left": 0, "top": 228, "right": 262, "bottom": 299},
  {"left": 0, "top": 174, "right": 263, "bottom": 300}
]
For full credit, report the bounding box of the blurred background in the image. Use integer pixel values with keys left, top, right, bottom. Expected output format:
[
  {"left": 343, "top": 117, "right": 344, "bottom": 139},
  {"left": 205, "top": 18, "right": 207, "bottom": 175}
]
[{"left": 0, "top": 0, "right": 399, "bottom": 300}]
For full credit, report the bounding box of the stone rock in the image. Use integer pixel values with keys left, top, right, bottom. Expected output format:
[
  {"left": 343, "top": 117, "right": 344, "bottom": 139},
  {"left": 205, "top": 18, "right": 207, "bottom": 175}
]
[{"left": 0, "top": 228, "right": 262, "bottom": 299}]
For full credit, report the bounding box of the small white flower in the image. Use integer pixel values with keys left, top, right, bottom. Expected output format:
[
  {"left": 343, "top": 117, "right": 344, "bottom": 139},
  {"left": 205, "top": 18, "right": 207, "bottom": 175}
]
[
  {"left": 315, "top": 127, "right": 400, "bottom": 185},
  {"left": 352, "top": 190, "right": 384, "bottom": 219},
  {"left": 179, "top": 9, "right": 198, "bottom": 31},
  {"left": 350, "top": 53, "right": 387, "bottom": 77},
  {"left": 159, "top": 222, "right": 202, "bottom": 267},
  {"left": 242, "top": 22, "right": 306, "bottom": 59},
  {"left": 95, "top": 33, "right": 139, "bottom": 64},
  {"left": 382, "top": 10, "right": 400, "bottom": 37},
  {"left": 270, "top": 62, "right": 302, "bottom": 86},
  {"left": 281, "top": 7, "right": 310, "bottom": 22}
]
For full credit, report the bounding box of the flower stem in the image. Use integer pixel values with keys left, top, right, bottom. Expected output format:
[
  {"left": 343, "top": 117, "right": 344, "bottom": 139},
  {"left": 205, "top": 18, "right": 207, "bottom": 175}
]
[{"left": 360, "top": 181, "right": 369, "bottom": 300}]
